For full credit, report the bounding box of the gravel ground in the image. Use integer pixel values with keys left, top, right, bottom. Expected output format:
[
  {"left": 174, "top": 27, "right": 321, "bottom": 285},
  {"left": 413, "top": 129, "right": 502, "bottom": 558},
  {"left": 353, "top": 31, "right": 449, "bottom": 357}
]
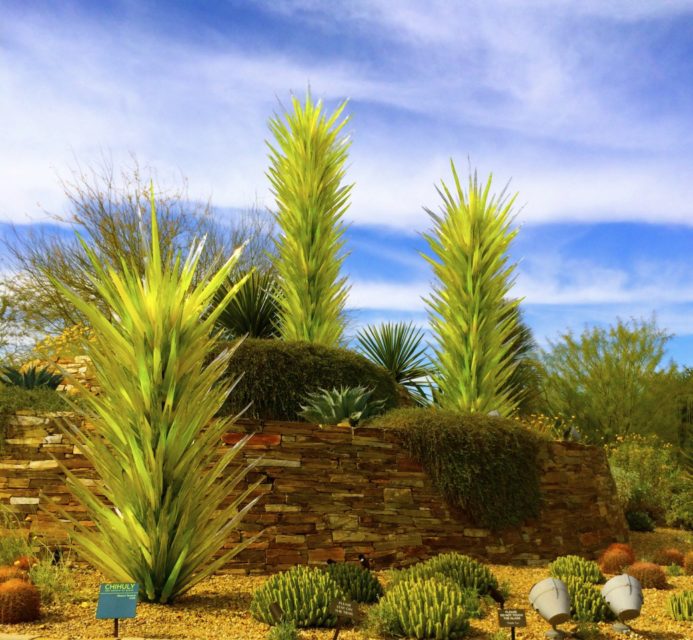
[{"left": 1, "top": 530, "right": 690, "bottom": 640}]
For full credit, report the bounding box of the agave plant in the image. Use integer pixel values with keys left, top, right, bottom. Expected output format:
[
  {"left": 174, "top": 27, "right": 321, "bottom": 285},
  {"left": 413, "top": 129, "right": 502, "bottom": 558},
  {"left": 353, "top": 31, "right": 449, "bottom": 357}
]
[
  {"left": 356, "top": 321, "right": 432, "bottom": 405},
  {"left": 46, "top": 189, "right": 263, "bottom": 603},
  {"left": 299, "top": 386, "right": 386, "bottom": 427},
  {"left": 267, "top": 92, "right": 351, "bottom": 347},
  {"left": 423, "top": 162, "right": 522, "bottom": 417},
  {"left": 1, "top": 365, "right": 63, "bottom": 390},
  {"left": 213, "top": 268, "right": 280, "bottom": 339}
]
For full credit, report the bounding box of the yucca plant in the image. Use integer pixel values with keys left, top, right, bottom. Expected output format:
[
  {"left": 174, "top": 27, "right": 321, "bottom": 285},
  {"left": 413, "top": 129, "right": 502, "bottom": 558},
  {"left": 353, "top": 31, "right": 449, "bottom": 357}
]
[
  {"left": 46, "top": 189, "right": 264, "bottom": 603},
  {"left": 213, "top": 269, "right": 280, "bottom": 339},
  {"left": 423, "top": 162, "right": 522, "bottom": 417},
  {"left": 356, "top": 321, "right": 432, "bottom": 405},
  {"left": 299, "top": 386, "right": 386, "bottom": 427},
  {"left": 1, "top": 365, "right": 63, "bottom": 390},
  {"left": 267, "top": 92, "right": 351, "bottom": 347}
]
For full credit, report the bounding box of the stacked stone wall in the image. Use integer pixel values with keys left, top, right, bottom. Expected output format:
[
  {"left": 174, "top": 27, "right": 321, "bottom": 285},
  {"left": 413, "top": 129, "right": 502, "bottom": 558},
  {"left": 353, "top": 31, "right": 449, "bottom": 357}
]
[{"left": 0, "top": 411, "right": 628, "bottom": 573}]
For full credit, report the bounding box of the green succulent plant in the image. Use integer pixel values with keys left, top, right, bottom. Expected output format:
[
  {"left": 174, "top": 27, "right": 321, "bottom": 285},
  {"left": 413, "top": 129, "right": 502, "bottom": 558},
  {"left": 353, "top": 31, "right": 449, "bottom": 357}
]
[
  {"left": 356, "top": 321, "right": 432, "bottom": 405},
  {"left": 251, "top": 565, "right": 345, "bottom": 628},
  {"left": 549, "top": 555, "right": 604, "bottom": 585},
  {"left": 299, "top": 385, "right": 387, "bottom": 426},
  {"left": 667, "top": 590, "right": 692, "bottom": 621},
  {"left": 1, "top": 365, "right": 63, "bottom": 390},
  {"left": 212, "top": 269, "right": 280, "bottom": 339},
  {"left": 389, "top": 553, "right": 499, "bottom": 595},
  {"left": 45, "top": 189, "right": 263, "bottom": 603},
  {"left": 267, "top": 620, "right": 299, "bottom": 640},
  {"left": 326, "top": 562, "right": 383, "bottom": 603},
  {"left": 268, "top": 91, "right": 351, "bottom": 347},
  {"left": 373, "top": 577, "right": 471, "bottom": 639},
  {"left": 564, "top": 577, "right": 615, "bottom": 623},
  {"left": 423, "top": 162, "right": 522, "bottom": 416}
]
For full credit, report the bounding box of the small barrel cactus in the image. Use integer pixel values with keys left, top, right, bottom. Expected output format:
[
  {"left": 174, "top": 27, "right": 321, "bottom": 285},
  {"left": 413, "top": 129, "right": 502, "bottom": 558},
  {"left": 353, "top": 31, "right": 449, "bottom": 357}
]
[
  {"left": 565, "top": 577, "right": 615, "bottom": 623},
  {"left": 374, "top": 578, "right": 471, "bottom": 639},
  {"left": 0, "top": 566, "right": 28, "bottom": 583},
  {"left": 667, "top": 591, "right": 692, "bottom": 622},
  {"left": 652, "top": 548, "right": 685, "bottom": 567},
  {"left": 626, "top": 562, "right": 667, "bottom": 589},
  {"left": 251, "top": 565, "right": 345, "bottom": 628},
  {"left": 0, "top": 578, "right": 41, "bottom": 623},
  {"left": 549, "top": 555, "right": 604, "bottom": 585},
  {"left": 390, "top": 553, "right": 498, "bottom": 595},
  {"left": 326, "top": 562, "right": 383, "bottom": 603}
]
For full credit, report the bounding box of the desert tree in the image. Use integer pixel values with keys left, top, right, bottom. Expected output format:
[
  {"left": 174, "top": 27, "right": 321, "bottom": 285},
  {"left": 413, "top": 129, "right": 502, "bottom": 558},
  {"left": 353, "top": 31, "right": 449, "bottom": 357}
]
[{"left": 2, "top": 156, "right": 274, "bottom": 335}]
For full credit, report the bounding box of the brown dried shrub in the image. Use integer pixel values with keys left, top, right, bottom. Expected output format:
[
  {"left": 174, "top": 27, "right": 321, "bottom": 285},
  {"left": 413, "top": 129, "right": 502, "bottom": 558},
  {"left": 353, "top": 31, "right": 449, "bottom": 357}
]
[
  {"left": 0, "top": 566, "right": 27, "bottom": 583},
  {"left": 599, "top": 548, "right": 632, "bottom": 574},
  {"left": 684, "top": 551, "right": 693, "bottom": 575}
]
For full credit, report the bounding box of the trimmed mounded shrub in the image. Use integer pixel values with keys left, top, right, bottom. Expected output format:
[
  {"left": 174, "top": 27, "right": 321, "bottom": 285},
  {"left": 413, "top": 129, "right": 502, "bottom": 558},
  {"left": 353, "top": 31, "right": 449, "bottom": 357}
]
[
  {"left": 0, "top": 578, "right": 41, "bottom": 623},
  {"left": 389, "top": 553, "right": 498, "bottom": 595},
  {"left": 372, "top": 578, "right": 471, "bottom": 639},
  {"left": 0, "top": 385, "right": 69, "bottom": 416},
  {"left": 218, "top": 339, "right": 400, "bottom": 421},
  {"left": 602, "top": 543, "right": 635, "bottom": 565},
  {"left": 565, "top": 577, "right": 615, "bottom": 623},
  {"left": 599, "top": 548, "right": 632, "bottom": 574},
  {"left": 326, "top": 562, "right": 383, "bottom": 603},
  {"left": 371, "top": 408, "right": 544, "bottom": 530},
  {"left": 549, "top": 556, "right": 604, "bottom": 585},
  {"left": 684, "top": 551, "right": 693, "bottom": 575},
  {"left": 652, "top": 547, "right": 685, "bottom": 567},
  {"left": 250, "top": 565, "right": 344, "bottom": 628},
  {"left": 667, "top": 591, "right": 692, "bottom": 622},
  {"left": 626, "top": 562, "right": 667, "bottom": 589}
]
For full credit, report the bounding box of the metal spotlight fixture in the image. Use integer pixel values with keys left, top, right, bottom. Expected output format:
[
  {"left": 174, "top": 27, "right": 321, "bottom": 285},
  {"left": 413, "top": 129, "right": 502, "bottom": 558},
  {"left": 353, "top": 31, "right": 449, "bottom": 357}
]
[
  {"left": 601, "top": 574, "right": 643, "bottom": 634},
  {"left": 529, "top": 577, "right": 571, "bottom": 639}
]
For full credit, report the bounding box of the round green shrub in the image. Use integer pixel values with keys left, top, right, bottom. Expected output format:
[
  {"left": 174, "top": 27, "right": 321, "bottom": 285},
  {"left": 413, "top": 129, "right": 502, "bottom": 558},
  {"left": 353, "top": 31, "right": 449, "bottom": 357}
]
[
  {"left": 372, "top": 578, "right": 471, "bottom": 639},
  {"left": 326, "top": 562, "right": 383, "bottom": 603},
  {"left": 626, "top": 510, "right": 655, "bottom": 532},
  {"left": 549, "top": 556, "right": 604, "bottom": 585},
  {"left": 371, "top": 408, "right": 544, "bottom": 530},
  {"left": 389, "top": 553, "right": 498, "bottom": 595},
  {"left": 250, "top": 565, "right": 345, "bottom": 628},
  {"left": 218, "top": 338, "right": 400, "bottom": 420}
]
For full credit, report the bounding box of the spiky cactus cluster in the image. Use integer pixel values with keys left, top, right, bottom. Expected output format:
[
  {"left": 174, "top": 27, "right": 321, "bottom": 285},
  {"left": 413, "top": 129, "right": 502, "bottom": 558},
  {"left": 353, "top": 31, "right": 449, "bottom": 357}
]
[
  {"left": 326, "top": 562, "right": 383, "bottom": 603},
  {"left": 376, "top": 578, "right": 471, "bottom": 639},
  {"left": 549, "top": 555, "right": 604, "bottom": 585},
  {"left": 0, "top": 578, "right": 41, "bottom": 623},
  {"left": 390, "top": 553, "right": 498, "bottom": 595},
  {"left": 251, "top": 565, "right": 345, "bottom": 628},
  {"left": 564, "top": 577, "right": 615, "bottom": 623},
  {"left": 667, "top": 591, "right": 692, "bottom": 621}
]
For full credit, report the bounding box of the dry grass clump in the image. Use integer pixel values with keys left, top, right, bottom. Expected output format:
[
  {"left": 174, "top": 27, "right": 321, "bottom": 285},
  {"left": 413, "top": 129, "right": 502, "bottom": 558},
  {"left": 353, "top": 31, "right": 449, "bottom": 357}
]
[
  {"left": 626, "top": 562, "right": 668, "bottom": 589},
  {"left": 684, "top": 551, "right": 693, "bottom": 575}
]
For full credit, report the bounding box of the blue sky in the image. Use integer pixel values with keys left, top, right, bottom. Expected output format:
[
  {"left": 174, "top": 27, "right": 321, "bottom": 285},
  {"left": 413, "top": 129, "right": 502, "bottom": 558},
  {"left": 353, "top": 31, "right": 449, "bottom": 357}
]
[{"left": 2, "top": 1, "right": 693, "bottom": 364}]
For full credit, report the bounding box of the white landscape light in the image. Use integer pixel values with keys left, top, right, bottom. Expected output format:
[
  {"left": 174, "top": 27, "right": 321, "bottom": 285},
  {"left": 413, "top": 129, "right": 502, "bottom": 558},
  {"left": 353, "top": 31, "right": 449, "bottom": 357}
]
[
  {"left": 528, "top": 577, "right": 571, "bottom": 639},
  {"left": 601, "top": 574, "right": 644, "bottom": 634}
]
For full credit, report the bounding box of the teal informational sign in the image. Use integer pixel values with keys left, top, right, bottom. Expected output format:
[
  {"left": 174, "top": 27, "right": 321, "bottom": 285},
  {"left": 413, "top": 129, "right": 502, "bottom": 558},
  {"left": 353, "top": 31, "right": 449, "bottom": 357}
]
[{"left": 96, "top": 583, "right": 139, "bottom": 620}]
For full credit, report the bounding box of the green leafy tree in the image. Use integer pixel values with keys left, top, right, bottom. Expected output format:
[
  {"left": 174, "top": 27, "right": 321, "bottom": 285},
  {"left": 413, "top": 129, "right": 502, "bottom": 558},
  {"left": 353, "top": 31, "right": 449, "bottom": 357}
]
[
  {"left": 267, "top": 93, "right": 351, "bottom": 347},
  {"left": 540, "top": 317, "right": 681, "bottom": 443},
  {"left": 48, "top": 190, "right": 263, "bottom": 603},
  {"left": 356, "top": 321, "right": 432, "bottom": 405},
  {"left": 423, "top": 162, "right": 522, "bottom": 416}
]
